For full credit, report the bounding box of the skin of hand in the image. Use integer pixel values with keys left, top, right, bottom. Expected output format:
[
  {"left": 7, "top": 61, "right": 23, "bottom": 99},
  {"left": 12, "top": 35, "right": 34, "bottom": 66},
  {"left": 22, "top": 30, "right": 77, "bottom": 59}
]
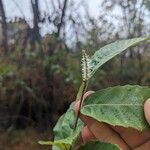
[{"left": 74, "top": 91, "right": 150, "bottom": 150}]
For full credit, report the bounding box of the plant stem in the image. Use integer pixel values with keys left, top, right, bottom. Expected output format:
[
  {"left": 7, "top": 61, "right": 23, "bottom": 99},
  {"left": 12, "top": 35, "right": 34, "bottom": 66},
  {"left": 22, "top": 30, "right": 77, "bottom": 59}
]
[
  {"left": 70, "top": 81, "right": 88, "bottom": 150},
  {"left": 73, "top": 81, "right": 88, "bottom": 131}
]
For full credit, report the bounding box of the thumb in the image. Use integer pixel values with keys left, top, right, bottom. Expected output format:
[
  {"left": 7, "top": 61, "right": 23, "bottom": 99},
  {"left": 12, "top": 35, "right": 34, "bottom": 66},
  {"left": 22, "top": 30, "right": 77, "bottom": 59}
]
[{"left": 144, "top": 98, "right": 150, "bottom": 125}]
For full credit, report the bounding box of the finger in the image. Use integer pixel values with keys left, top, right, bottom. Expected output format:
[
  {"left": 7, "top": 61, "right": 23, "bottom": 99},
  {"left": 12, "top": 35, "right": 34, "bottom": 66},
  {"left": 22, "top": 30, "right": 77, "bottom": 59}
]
[
  {"left": 111, "top": 125, "right": 150, "bottom": 149},
  {"left": 144, "top": 98, "right": 150, "bottom": 125},
  {"left": 134, "top": 140, "right": 150, "bottom": 150},
  {"left": 81, "top": 126, "right": 96, "bottom": 143},
  {"left": 74, "top": 92, "right": 130, "bottom": 149},
  {"left": 79, "top": 115, "right": 130, "bottom": 150}
]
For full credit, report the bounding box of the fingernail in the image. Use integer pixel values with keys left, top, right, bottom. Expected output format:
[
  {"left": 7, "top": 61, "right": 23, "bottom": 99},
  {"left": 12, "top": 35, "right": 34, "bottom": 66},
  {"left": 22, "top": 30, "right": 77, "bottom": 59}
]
[{"left": 146, "top": 98, "right": 150, "bottom": 103}]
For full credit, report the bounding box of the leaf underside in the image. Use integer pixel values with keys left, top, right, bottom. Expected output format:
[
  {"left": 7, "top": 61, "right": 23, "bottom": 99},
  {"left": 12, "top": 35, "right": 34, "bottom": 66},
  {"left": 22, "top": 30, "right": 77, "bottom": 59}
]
[{"left": 81, "top": 85, "right": 150, "bottom": 131}]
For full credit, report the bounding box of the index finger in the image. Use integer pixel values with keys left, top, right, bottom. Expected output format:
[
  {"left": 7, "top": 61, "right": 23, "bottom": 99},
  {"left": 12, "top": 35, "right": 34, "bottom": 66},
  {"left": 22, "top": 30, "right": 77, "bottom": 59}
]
[{"left": 74, "top": 92, "right": 130, "bottom": 150}]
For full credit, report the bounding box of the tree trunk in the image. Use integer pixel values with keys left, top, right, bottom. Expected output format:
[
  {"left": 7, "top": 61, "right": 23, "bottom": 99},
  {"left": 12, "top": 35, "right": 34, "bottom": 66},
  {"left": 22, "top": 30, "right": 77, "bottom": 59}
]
[
  {"left": 31, "top": 0, "right": 41, "bottom": 42},
  {"left": 0, "top": 0, "right": 8, "bottom": 55},
  {"left": 31, "top": 0, "right": 44, "bottom": 57}
]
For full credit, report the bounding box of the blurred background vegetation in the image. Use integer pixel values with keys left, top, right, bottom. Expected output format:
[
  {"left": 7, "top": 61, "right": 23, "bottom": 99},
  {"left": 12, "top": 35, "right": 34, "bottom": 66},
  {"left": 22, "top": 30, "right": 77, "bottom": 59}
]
[{"left": 0, "top": 0, "right": 150, "bottom": 149}]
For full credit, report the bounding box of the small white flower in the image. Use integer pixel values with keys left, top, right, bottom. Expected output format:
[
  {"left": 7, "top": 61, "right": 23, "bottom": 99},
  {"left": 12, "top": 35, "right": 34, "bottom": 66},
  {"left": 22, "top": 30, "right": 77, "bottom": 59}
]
[{"left": 81, "top": 50, "right": 90, "bottom": 81}]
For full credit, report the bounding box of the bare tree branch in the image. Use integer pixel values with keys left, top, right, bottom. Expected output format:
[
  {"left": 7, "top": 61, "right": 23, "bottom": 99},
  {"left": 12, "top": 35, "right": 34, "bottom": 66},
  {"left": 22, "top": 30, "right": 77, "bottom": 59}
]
[{"left": 56, "top": 0, "right": 68, "bottom": 37}]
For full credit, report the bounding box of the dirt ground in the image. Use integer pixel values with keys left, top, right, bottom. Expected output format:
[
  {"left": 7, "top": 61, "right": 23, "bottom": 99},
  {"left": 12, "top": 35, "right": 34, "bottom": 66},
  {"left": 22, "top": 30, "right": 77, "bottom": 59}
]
[{"left": 0, "top": 128, "right": 52, "bottom": 150}]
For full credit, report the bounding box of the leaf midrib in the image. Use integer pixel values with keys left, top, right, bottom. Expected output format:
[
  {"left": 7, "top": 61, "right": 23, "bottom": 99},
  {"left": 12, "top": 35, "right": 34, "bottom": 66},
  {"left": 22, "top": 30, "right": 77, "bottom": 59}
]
[{"left": 82, "top": 103, "right": 143, "bottom": 108}]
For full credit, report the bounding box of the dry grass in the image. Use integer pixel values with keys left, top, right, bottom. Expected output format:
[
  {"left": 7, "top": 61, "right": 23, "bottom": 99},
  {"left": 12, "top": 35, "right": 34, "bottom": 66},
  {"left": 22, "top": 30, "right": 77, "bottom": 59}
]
[{"left": 0, "top": 128, "right": 52, "bottom": 150}]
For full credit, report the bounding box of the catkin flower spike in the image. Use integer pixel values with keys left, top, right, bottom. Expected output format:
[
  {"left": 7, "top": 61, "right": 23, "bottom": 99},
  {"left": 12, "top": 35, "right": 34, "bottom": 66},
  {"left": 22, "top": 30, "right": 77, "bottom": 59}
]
[
  {"left": 81, "top": 50, "right": 90, "bottom": 81},
  {"left": 73, "top": 50, "right": 90, "bottom": 132}
]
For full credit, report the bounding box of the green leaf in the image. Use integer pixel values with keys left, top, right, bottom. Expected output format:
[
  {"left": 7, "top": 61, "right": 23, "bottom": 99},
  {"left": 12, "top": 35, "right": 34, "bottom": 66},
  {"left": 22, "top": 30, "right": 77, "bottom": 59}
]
[
  {"left": 78, "top": 141, "right": 120, "bottom": 150},
  {"left": 81, "top": 85, "right": 150, "bottom": 130},
  {"left": 89, "top": 37, "right": 150, "bottom": 78},
  {"left": 53, "top": 103, "right": 83, "bottom": 141},
  {"left": 39, "top": 103, "right": 84, "bottom": 150},
  {"left": 42, "top": 103, "right": 121, "bottom": 150}
]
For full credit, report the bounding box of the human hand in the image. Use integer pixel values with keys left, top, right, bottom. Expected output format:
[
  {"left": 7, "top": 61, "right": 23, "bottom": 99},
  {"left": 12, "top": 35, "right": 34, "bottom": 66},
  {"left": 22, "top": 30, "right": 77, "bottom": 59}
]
[{"left": 74, "top": 91, "right": 150, "bottom": 150}]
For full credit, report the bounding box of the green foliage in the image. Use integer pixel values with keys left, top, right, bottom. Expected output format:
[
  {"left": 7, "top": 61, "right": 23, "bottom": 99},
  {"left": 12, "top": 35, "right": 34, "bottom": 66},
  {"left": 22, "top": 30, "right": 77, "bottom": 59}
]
[
  {"left": 0, "top": 64, "right": 16, "bottom": 77},
  {"left": 0, "top": 41, "right": 81, "bottom": 130},
  {"left": 39, "top": 101, "right": 120, "bottom": 150},
  {"left": 40, "top": 37, "right": 150, "bottom": 150},
  {"left": 45, "top": 50, "right": 81, "bottom": 85},
  {"left": 40, "top": 85, "right": 150, "bottom": 150},
  {"left": 88, "top": 38, "right": 149, "bottom": 78},
  {"left": 52, "top": 103, "right": 83, "bottom": 149},
  {"left": 81, "top": 85, "right": 150, "bottom": 130},
  {"left": 39, "top": 103, "right": 84, "bottom": 150}
]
